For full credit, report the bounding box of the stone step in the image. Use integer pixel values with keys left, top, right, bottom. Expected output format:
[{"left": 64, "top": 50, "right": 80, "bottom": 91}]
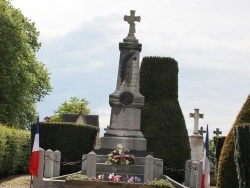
[
  {"left": 97, "top": 155, "right": 146, "bottom": 165},
  {"left": 96, "top": 163, "right": 145, "bottom": 174},
  {"left": 96, "top": 172, "right": 144, "bottom": 183}
]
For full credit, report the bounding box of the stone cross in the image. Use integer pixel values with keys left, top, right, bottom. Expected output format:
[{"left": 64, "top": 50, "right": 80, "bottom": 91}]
[
  {"left": 213, "top": 128, "right": 222, "bottom": 136},
  {"left": 198, "top": 126, "right": 206, "bottom": 136},
  {"left": 189, "top": 109, "right": 204, "bottom": 135},
  {"left": 124, "top": 10, "right": 141, "bottom": 37}
]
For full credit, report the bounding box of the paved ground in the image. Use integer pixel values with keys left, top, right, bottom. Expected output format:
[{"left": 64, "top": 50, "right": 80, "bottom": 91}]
[{"left": 0, "top": 174, "right": 31, "bottom": 188}]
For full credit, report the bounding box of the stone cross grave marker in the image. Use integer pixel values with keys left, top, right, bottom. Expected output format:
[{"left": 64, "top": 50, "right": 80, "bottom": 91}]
[
  {"left": 198, "top": 126, "right": 206, "bottom": 136},
  {"left": 213, "top": 128, "right": 222, "bottom": 136},
  {"left": 124, "top": 10, "right": 141, "bottom": 38},
  {"left": 189, "top": 108, "right": 204, "bottom": 135}
]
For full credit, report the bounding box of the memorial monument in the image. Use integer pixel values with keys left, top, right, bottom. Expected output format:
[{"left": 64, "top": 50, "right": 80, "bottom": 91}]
[
  {"left": 101, "top": 10, "right": 146, "bottom": 151},
  {"left": 189, "top": 108, "right": 204, "bottom": 161},
  {"left": 82, "top": 11, "right": 163, "bottom": 183}
]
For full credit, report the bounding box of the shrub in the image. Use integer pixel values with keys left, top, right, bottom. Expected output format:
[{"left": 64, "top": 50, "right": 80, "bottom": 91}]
[
  {"left": 140, "top": 57, "right": 190, "bottom": 183},
  {"left": 66, "top": 173, "right": 92, "bottom": 181},
  {"left": 147, "top": 178, "right": 174, "bottom": 188},
  {"left": 31, "top": 122, "right": 98, "bottom": 175},
  {"left": 0, "top": 125, "right": 30, "bottom": 176},
  {"left": 217, "top": 94, "right": 250, "bottom": 188},
  {"left": 234, "top": 123, "right": 250, "bottom": 188},
  {"left": 213, "top": 136, "right": 226, "bottom": 174}
]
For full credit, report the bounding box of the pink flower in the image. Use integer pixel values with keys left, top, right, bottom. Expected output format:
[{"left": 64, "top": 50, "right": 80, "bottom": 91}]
[
  {"left": 113, "top": 175, "right": 122, "bottom": 182},
  {"left": 128, "top": 176, "right": 134, "bottom": 183},
  {"left": 108, "top": 173, "right": 114, "bottom": 180}
]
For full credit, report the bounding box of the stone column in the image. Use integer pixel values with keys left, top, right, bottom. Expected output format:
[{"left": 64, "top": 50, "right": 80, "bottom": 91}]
[
  {"left": 184, "top": 159, "right": 192, "bottom": 186},
  {"left": 196, "top": 160, "right": 203, "bottom": 188},
  {"left": 86, "top": 151, "right": 97, "bottom": 178},
  {"left": 144, "top": 155, "right": 154, "bottom": 183},
  {"left": 33, "top": 148, "right": 45, "bottom": 188},
  {"left": 190, "top": 161, "right": 198, "bottom": 188},
  {"left": 53, "top": 150, "right": 61, "bottom": 177},
  {"left": 81, "top": 154, "right": 87, "bottom": 174},
  {"left": 44, "top": 149, "right": 53, "bottom": 178}
]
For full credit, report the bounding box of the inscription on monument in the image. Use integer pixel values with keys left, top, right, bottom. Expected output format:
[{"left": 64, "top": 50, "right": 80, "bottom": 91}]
[{"left": 115, "top": 139, "right": 133, "bottom": 144}]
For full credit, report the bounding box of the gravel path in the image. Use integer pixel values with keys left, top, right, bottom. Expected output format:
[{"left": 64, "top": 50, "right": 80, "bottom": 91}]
[{"left": 0, "top": 175, "right": 31, "bottom": 188}]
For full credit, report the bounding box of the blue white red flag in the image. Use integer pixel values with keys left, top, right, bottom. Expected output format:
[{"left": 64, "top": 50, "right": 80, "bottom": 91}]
[
  {"left": 201, "top": 125, "right": 210, "bottom": 188},
  {"left": 29, "top": 117, "right": 40, "bottom": 176}
]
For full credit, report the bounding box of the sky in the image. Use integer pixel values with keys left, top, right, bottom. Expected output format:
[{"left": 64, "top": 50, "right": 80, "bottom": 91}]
[{"left": 11, "top": 0, "right": 250, "bottom": 139}]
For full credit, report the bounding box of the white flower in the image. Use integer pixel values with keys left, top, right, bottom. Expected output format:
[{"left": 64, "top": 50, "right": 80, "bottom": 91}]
[{"left": 117, "top": 144, "right": 123, "bottom": 149}]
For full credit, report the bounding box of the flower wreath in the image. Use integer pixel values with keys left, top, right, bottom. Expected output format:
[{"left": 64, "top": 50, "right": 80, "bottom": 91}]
[{"left": 107, "top": 144, "right": 135, "bottom": 165}]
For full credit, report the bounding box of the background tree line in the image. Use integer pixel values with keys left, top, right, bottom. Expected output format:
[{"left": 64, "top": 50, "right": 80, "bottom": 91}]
[{"left": 0, "top": 0, "right": 52, "bottom": 129}]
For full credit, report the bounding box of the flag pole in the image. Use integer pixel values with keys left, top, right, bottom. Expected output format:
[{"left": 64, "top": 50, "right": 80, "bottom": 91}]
[
  {"left": 30, "top": 174, "right": 33, "bottom": 188},
  {"left": 29, "top": 121, "right": 33, "bottom": 188}
]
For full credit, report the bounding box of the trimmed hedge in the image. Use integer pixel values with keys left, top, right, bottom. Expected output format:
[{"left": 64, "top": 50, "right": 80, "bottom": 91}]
[
  {"left": 213, "top": 136, "right": 226, "bottom": 174},
  {"left": 31, "top": 122, "right": 98, "bottom": 175},
  {"left": 217, "top": 94, "right": 250, "bottom": 188},
  {"left": 234, "top": 123, "right": 250, "bottom": 188},
  {"left": 139, "top": 57, "right": 190, "bottom": 183},
  {"left": 0, "top": 125, "right": 30, "bottom": 177}
]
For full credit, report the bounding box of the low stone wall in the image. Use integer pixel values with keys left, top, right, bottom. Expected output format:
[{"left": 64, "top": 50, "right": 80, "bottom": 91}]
[
  {"left": 65, "top": 181, "right": 159, "bottom": 188},
  {"left": 44, "top": 180, "right": 65, "bottom": 188}
]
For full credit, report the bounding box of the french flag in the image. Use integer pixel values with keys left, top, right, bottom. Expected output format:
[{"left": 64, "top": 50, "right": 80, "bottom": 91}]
[
  {"left": 201, "top": 125, "right": 210, "bottom": 188},
  {"left": 29, "top": 118, "right": 40, "bottom": 176}
]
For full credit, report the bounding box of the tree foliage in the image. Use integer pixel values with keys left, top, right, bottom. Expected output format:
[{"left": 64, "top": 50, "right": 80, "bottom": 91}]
[
  {"left": 49, "top": 97, "right": 90, "bottom": 122},
  {"left": 0, "top": 0, "right": 52, "bottom": 128}
]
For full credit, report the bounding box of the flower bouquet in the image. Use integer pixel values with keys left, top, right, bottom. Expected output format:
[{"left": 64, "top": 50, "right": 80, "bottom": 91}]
[{"left": 106, "top": 144, "right": 135, "bottom": 165}]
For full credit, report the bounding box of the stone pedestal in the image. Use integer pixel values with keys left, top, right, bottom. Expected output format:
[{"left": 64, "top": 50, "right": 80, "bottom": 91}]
[
  {"left": 189, "top": 134, "right": 203, "bottom": 161},
  {"left": 101, "top": 136, "right": 147, "bottom": 151}
]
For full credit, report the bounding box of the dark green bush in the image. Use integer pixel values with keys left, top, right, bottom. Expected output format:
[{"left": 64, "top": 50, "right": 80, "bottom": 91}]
[
  {"left": 217, "top": 94, "right": 250, "bottom": 188},
  {"left": 234, "top": 123, "right": 250, "bottom": 188},
  {"left": 31, "top": 122, "right": 98, "bottom": 175},
  {"left": 213, "top": 136, "right": 226, "bottom": 174},
  {"left": 0, "top": 125, "right": 30, "bottom": 176},
  {"left": 140, "top": 57, "right": 190, "bottom": 183}
]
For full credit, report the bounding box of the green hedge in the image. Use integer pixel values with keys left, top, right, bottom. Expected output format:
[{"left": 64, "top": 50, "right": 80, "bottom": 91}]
[
  {"left": 217, "top": 94, "right": 250, "bottom": 188},
  {"left": 31, "top": 122, "right": 98, "bottom": 175},
  {"left": 234, "top": 123, "right": 250, "bottom": 188},
  {"left": 213, "top": 136, "right": 226, "bottom": 175},
  {"left": 139, "top": 56, "right": 190, "bottom": 183},
  {"left": 0, "top": 125, "right": 30, "bottom": 177}
]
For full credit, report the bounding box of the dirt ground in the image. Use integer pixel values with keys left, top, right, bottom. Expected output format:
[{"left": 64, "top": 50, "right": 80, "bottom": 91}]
[{"left": 0, "top": 174, "right": 31, "bottom": 188}]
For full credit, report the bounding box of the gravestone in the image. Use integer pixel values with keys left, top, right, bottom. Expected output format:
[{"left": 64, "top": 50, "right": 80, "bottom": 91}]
[
  {"left": 213, "top": 128, "right": 222, "bottom": 136},
  {"left": 189, "top": 108, "right": 204, "bottom": 161},
  {"left": 101, "top": 10, "right": 146, "bottom": 151},
  {"left": 198, "top": 126, "right": 206, "bottom": 136}
]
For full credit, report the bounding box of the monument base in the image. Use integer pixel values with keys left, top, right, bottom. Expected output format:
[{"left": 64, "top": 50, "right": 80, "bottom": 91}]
[
  {"left": 101, "top": 136, "right": 147, "bottom": 151},
  {"left": 189, "top": 134, "right": 204, "bottom": 161}
]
